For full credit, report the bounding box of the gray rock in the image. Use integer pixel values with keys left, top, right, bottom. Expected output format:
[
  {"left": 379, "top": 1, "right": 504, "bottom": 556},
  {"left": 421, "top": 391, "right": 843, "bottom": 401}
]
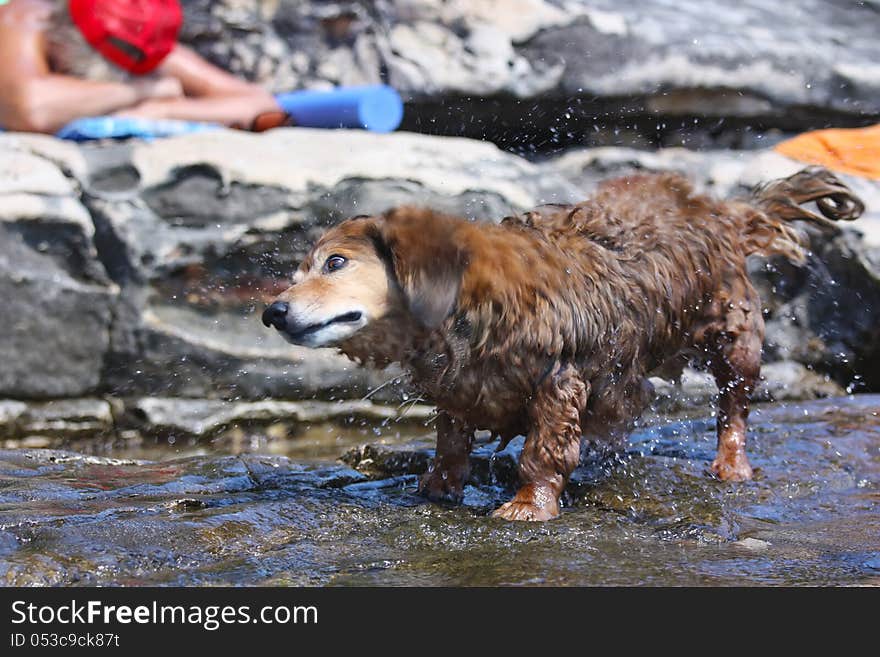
[
  {"left": 177, "top": 0, "right": 880, "bottom": 147},
  {"left": 772, "top": 229, "right": 880, "bottom": 389},
  {"left": 0, "top": 398, "right": 114, "bottom": 442},
  {"left": 0, "top": 358, "right": 841, "bottom": 448},
  {"left": 520, "top": 0, "right": 880, "bottom": 114},
  {"left": 755, "top": 361, "right": 846, "bottom": 401},
  {"left": 733, "top": 537, "right": 772, "bottom": 551},
  {"left": 341, "top": 437, "right": 437, "bottom": 480},
  {"left": 0, "top": 136, "right": 116, "bottom": 400},
  {"left": 0, "top": 264, "right": 108, "bottom": 408},
  {"left": 0, "top": 135, "right": 103, "bottom": 281},
  {"left": 649, "top": 361, "right": 844, "bottom": 413},
  {"left": 127, "top": 396, "right": 434, "bottom": 439},
  {"left": 16, "top": 399, "right": 114, "bottom": 439},
  {"left": 0, "top": 394, "right": 436, "bottom": 447},
  {"left": 0, "top": 401, "right": 28, "bottom": 439}
]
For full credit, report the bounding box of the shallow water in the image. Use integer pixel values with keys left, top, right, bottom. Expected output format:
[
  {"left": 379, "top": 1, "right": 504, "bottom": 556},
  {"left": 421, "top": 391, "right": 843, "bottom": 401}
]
[{"left": 1, "top": 395, "right": 878, "bottom": 586}]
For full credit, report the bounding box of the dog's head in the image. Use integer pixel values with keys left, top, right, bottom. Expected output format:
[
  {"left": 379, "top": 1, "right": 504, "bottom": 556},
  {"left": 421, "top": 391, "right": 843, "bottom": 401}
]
[{"left": 262, "top": 207, "right": 467, "bottom": 348}]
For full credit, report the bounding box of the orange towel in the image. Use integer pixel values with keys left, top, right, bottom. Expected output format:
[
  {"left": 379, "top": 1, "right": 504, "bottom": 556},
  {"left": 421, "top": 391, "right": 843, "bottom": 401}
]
[{"left": 775, "top": 124, "right": 880, "bottom": 180}]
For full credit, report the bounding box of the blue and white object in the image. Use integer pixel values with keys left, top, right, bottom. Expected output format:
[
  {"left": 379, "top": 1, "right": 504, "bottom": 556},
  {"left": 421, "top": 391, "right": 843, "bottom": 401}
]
[{"left": 54, "top": 116, "right": 220, "bottom": 141}]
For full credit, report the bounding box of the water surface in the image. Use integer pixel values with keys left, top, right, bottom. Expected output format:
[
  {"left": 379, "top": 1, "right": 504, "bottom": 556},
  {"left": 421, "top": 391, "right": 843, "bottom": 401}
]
[{"left": 1, "top": 396, "right": 877, "bottom": 586}]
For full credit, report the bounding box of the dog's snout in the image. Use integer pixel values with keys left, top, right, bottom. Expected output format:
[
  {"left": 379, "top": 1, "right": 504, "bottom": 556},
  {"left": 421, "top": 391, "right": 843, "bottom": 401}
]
[{"left": 262, "top": 301, "right": 290, "bottom": 329}]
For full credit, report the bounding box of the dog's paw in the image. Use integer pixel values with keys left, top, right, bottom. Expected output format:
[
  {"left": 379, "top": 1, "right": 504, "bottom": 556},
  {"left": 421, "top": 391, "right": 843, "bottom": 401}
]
[
  {"left": 491, "top": 483, "right": 560, "bottom": 521},
  {"left": 492, "top": 500, "right": 558, "bottom": 521},
  {"left": 418, "top": 468, "right": 466, "bottom": 504},
  {"left": 710, "top": 454, "right": 754, "bottom": 482}
]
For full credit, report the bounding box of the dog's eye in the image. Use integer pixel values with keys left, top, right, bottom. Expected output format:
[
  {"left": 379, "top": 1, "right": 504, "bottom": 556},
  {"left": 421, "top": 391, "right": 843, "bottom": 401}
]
[{"left": 323, "top": 255, "right": 347, "bottom": 273}]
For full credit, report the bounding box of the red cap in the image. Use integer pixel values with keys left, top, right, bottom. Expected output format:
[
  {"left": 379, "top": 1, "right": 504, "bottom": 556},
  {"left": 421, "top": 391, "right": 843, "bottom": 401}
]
[{"left": 68, "top": 0, "right": 182, "bottom": 75}]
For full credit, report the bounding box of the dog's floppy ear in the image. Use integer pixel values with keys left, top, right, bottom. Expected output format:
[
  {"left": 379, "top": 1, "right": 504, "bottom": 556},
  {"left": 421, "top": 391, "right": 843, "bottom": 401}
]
[{"left": 366, "top": 207, "right": 467, "bottom": 329}]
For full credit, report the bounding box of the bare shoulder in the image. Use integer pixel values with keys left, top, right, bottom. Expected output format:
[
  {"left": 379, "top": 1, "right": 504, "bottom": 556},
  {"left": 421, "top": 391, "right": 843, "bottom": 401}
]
[
  {"left": 0, "top": 0, "right": 53, "bottom": 31},
  {"left": 0, "top": 0, "right": 52, "bottom": 88}
]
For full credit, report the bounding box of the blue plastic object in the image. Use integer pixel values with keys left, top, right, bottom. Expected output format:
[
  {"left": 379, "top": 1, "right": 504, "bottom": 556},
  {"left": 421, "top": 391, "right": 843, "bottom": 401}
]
[{"left": 275, "top": 85, "right": 403, "bottom": 133}]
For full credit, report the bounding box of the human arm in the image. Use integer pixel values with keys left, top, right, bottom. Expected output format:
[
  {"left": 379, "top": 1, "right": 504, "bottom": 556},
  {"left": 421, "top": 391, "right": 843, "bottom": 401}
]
[
  {"left": 113, "top": 44, "right": 280, "bottom": 127},
  {"left": 0, "top": 0, "right": 182, "bottom": 133}
]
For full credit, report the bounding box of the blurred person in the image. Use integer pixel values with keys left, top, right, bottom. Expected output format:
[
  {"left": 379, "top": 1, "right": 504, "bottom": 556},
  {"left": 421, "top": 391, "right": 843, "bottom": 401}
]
[{"left": 0, "top": 0, "right": 282, "bottom": 133}]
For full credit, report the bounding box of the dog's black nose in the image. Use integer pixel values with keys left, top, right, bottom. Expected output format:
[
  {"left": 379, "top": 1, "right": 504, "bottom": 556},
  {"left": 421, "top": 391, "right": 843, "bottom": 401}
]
[{"left": 262, "top": 301, "right": 289, "bottom": 330}]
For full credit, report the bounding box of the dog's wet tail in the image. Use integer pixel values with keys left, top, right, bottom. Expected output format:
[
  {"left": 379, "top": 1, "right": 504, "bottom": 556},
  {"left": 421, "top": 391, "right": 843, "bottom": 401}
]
[
  {"left": 752, "top": 166, "right": 863, "bottom": 228},
  {"left": 742, "top": 166, "right": 864, "bottom": 263}
]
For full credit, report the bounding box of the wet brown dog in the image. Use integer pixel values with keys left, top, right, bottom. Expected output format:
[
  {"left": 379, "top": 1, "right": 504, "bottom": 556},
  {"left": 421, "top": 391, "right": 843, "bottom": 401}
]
[{"left": 262, "top": 167, "right": 863, "bottom": 521}]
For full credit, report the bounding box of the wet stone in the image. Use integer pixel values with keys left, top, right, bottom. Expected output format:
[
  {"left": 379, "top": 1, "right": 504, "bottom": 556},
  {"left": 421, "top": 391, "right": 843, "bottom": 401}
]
[
  {"left": 649, "top": 362, "right": 845, "bottom": 414},
  {"left": 0, "top": 395, "right": 877, "bottom": 586},
  {"left": 733, "top": 538, "right": 772, "bottom": 551},
  {"left": 182, "top": 1, "right": 880, "bottom": 147},
  {"left": 15, "top": 399, "right": 114, "bottom": 439},
  {"left": 126, "top": 397, "right": 435, "bottom": 440},
  {"left": 0, "top": 401, "right": 27, "bottom": 439}
]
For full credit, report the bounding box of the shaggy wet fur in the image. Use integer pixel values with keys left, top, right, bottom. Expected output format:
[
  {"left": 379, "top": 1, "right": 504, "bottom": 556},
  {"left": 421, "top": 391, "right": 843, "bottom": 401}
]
[{"left": 264, "top": 167, "right": 863, "bottom": 521}]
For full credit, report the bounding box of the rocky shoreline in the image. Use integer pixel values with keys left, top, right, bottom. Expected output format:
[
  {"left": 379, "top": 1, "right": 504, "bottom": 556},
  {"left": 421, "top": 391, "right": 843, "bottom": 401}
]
[
  {"left": 2, "top": 129, "right": 878, "bottom": 418},
  {"left": 181, "top": 0, "right": 880, "bottom": 150},
  {"left": 0, "top": 361, "right": 845, "bottom": 451}
]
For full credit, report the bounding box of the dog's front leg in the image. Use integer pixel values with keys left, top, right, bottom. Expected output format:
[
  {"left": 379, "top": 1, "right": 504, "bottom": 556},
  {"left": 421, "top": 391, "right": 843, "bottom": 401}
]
[
  {"left": 419, "top": 412, "right": 474, "bottom": 504},
  {"left": 493, "top": 363, "right": 589, "bottom": 521}
]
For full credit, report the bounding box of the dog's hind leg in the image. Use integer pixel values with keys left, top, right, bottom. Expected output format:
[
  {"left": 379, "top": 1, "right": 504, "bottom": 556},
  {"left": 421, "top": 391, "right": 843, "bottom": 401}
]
[
  {"left": 493, "top": 363, "right": 589, "bottom": 521},
  {"left": 418, "top": 412, "right": 474, "bottom": 504},
  {"left": 698, "top": 280, "right": 764, "bottom": 481}
]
